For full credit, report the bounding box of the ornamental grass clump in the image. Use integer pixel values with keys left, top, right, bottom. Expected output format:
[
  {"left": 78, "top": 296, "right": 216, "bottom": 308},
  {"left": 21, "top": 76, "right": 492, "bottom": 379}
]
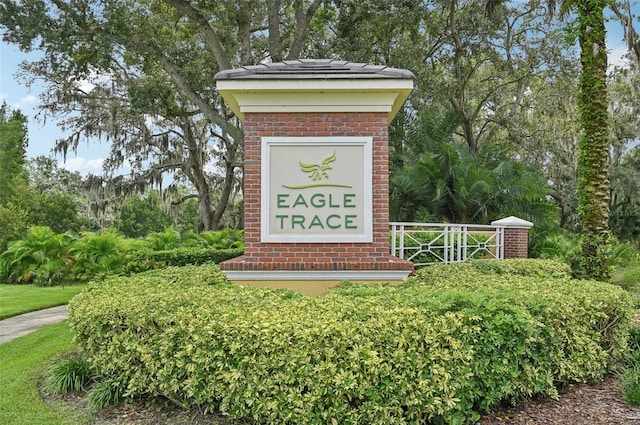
[
  {"left": 619, "top": 326, "right": 640, "bottom": 406},
  {"left": 68, "top": 261, "right": 632, "bottom": 424},
  {"left": 42, "top": 355, "right": 92, "bottom": 394}
]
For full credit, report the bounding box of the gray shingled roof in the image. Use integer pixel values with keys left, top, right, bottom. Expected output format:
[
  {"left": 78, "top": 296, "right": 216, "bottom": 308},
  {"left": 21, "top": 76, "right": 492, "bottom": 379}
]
[{"left": 214, "top": 59, "right": 415, "bottom": 80}]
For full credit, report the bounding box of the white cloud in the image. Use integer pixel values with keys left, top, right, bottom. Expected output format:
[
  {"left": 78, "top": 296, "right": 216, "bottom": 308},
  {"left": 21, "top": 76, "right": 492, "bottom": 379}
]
[
  {"left": 0, "top": 92, "right": 37, "bottom": 110},
  {"left": 19, "top": 94, "right": 36, "bottom": 105},
  {"left": 74, "top": 70, "right": 114, "bottom": 94},
  {"left": 204, "top": 161, "right": 222, "bottom": 175},
  {"left": 60, "top": 157, "right": 104, "bottom": 173},
  {"left": 76, "top": 79, "right": 95, "bottom": 93},
  {"left": 608, "top": 45, "right": 630, "bottom": 70}
]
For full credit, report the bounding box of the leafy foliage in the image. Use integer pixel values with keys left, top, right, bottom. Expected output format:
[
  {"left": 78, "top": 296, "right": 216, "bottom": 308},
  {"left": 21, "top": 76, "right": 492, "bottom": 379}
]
[
  {"left": 68, "top": 261, "right": 631, "bottom": 424},
  {"left": 143, "top": 227, "right": 183, "bottom": 251},
  {"left": 0, "top": 102, "right": 28, "bottom": 206},
  {"left": 0, "top": 166, "right": 89, "bottom": 253},
  {"left": 194, "top": 228, "right": 244, "bottom": 249},
  {"left": 609, "top": 143, "right": 640, "bottom": 244},
  {"left": 115, "top": 192, "right": 173, "bottom": 238},
  {"left": 530, "top": 229, "right": 581, "bottom": 264},
  {"left": 0, "top": 226, "right": 76, "bottom": 286},
  {"left": 13, "top": 186, "right": 88, "bottom": 234},
  {"left": 391, "top": 109, "right": 557, "bottom": 230},
  {"left": 88, "top": 380, "right": 124, "bottom": 409},
  {"left": 0, "top": 203, "right": 28, "bottom": 253},
  {"left": 0, "top": 227, "right": 243, "bottom": 286},
  {"left": 70, "top": 229, "right": 142, "bottom": 282},
  {"left": 124, "top": 248, "right": 243, "bottom": 274}
]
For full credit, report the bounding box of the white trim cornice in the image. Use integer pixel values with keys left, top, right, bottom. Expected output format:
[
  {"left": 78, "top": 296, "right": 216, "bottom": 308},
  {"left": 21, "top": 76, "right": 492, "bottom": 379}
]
[{"left": 216, "top": 78, "right": 414, "bottom": 123}]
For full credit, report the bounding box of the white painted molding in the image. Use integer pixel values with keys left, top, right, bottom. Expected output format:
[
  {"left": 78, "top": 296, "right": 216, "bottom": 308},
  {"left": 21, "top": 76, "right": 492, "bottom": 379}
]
[
  {"left": 216, "top": 79, "right": 413, "bottom": 123},
  {"left": 222, "top": 270, "right": 412, "bottom": 281},
  {"left": 260, "top": 137, "right": 373, "bottom": 243}
]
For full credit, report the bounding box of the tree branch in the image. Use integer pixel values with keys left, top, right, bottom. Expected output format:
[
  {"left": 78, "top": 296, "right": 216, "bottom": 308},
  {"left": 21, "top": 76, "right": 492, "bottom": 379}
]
[
  {"left": 288, "top": 0, "right": 323, "bottom": 59},
  {"left": 170, "top": 193, "right": 200, "bottom": 206},
  {"left": 164, "top": 0, "right": 233, "bottom": 70},
  {"left": 609, "top": 1, "right": 640, "bottom": 66},
  {"left": 139, "top": 42, "right": 243, "bottom": 143}
]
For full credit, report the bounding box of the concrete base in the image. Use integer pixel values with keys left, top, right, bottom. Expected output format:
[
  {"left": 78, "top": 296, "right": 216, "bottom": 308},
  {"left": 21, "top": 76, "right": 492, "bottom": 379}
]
[
  {"left": 220, "top": 254, "right": 414, "bottom": 295},
  {"left": 221, "top": 254, "right": 414, "bottom": 295}
]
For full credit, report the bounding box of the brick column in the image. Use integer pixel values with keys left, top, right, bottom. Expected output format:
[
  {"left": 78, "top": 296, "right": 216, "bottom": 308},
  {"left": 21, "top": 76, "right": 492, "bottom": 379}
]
[
  {"left": 221, "top": 111, "right": 414, "bottom": 276},
  {"left": 214, "top": 60, "right": 415, "bottom": 294},
  {"left": 491, "top": 216, "right": 534, "bottom": 259}
]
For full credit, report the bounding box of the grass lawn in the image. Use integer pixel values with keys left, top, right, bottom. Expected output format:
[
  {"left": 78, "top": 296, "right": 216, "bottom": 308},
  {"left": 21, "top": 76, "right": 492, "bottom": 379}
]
[
  {"left": 0, "top": 321, "right": 87, "bottom": 425},
  {"left": 0, "top": 284, "right": 85, "bottom": 320},
  {"left": 614, "top": 262, "right": 640, "bottom": 307}
]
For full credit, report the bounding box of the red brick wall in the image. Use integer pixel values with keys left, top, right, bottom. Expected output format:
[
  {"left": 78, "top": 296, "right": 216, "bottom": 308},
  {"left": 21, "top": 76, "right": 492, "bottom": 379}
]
[
  {"left": 503, "top": 228, "right": 529, "bottom": 259},
  {"left": 233, "top": 111, "right": 403, "bottom": 268}
]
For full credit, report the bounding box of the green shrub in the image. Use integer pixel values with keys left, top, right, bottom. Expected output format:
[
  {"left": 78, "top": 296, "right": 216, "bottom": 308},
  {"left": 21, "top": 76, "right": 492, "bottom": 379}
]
[
  {"left": 196, "top": 228, "right": 244, "bottom": 250},
  {"left": 611, "top": 240, "right": 639, "bottom": 267},
  {"left": 144, "top": 227, "right": 182, "bottom": 251},
  {"left": 142, "top": 228, "right": 245, "bottom": 251},
  {"left": 0, "top": 203, "right": 28, "bottom": 253},
  {"left": 530, "top": 230, "right": 581, "bottom": 264},
  {"left": 413, "top": 258, "right": 572, "bottom": 281},
  {"left": 125, "top": 247, "right": 243, "bottom": 272},
  {"left": 0, "top": 226, "right": 76, "bottom": 286},
  {"left": 42, "top": 355, "right": 92, "bottom": 394},
  {"left": 70, "top": 228, "right": 142, "bottom": 282},
  {"left": 68, "top": 261, "right": 632, "bottom": 424},
  {"left": 0, "top": 226, "right": 243, "bottom": 285}
]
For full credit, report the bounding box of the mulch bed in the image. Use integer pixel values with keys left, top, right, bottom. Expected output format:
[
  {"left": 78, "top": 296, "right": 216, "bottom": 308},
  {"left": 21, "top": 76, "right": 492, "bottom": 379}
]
[
  {"left": 44, "top": 375, "right": 640, "bottom": 424},
  {"left": 479, "top": 376, "right": 640, "bottom": 424}
]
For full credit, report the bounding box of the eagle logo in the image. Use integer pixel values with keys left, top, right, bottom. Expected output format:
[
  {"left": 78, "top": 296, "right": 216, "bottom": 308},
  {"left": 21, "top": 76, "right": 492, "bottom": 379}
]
[{"left": 299, "top": 151, "right": 336, "bottom": 181}]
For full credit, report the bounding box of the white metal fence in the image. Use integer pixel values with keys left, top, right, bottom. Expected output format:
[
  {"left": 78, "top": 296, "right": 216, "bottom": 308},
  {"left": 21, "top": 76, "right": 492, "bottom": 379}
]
[{"left": 390, "top": 222, "right": 505, "bottom": 266}]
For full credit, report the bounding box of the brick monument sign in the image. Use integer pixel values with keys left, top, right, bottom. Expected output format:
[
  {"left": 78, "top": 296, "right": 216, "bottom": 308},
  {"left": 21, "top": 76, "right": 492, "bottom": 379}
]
[{"left": 215, "top": 59, "right": 415, "bottom": 295}]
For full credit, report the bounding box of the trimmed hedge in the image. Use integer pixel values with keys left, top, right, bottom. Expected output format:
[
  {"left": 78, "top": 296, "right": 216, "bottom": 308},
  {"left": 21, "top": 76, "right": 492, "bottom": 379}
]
[
  {"left": 125, "top": 247, "right": 243, "bottom": 272},
  {"left": 0, "top": 226, "right": 244, "bottom": 286},
  {"left": 68, "top": 261, "right": 632, "bottom": 424}
]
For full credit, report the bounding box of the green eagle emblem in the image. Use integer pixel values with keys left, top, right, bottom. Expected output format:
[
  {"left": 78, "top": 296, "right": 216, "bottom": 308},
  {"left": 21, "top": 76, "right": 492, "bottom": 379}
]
[{"left": 299, "top": 151, "right": 336, "bottom": 181}]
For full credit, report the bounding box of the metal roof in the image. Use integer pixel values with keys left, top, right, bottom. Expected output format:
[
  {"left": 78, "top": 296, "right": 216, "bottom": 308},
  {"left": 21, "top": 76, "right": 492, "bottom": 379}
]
[{"left": 214, "top": 59, "right": 415, "bottom": 81}]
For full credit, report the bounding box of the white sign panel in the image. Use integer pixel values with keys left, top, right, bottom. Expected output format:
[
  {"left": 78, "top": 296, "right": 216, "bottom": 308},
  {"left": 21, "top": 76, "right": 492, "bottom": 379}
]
[{"left": 261, "top": 137, "right": 373, "bottom": 242}]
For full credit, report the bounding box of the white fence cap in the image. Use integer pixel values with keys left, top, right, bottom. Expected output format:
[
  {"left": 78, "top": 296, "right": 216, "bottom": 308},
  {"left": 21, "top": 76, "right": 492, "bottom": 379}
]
[{"left": 490, "top": 216, "right": 534, "bottom": 229}]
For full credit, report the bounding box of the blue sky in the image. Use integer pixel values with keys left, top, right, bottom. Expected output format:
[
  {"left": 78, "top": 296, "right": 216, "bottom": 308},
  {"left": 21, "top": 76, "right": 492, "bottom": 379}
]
[
  {"left": 0, "top": 16, "right": 633, "bottom": 176},
  {"left": 0, "top": 42, "right": 107, "bottom": 174}
]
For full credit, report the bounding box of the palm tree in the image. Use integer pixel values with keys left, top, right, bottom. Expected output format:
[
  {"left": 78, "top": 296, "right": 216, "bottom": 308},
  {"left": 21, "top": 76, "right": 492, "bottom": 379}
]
[
  {"left": 521, "top": 0, "right": 612, "bottom": 280},
  {"left": 390, "top": 109, "right": 556, "bottom": 227},
  {"left": 571, "top": 0, "right": 612, "bottom": 280}
]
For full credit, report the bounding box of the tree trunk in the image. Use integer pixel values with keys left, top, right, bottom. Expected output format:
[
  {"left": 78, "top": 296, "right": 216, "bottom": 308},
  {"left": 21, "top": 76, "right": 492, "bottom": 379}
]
[
  {"left": 210, "top": 145, "right": 239, "bottom": 230},
  {"left": 183, "top": 118, "right": 215, "bottom": 231},
  {"left": 576, "top": 0, "right": 611, "bottom": 280},
  {"left": 267, "top": 0, "right": 283, "bottom": 62}
]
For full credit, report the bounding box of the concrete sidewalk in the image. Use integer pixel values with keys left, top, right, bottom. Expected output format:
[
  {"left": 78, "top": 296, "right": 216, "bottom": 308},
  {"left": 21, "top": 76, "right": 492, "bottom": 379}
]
[{"left": 0, "top": 305, "right": 69, "bottom": 344}]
